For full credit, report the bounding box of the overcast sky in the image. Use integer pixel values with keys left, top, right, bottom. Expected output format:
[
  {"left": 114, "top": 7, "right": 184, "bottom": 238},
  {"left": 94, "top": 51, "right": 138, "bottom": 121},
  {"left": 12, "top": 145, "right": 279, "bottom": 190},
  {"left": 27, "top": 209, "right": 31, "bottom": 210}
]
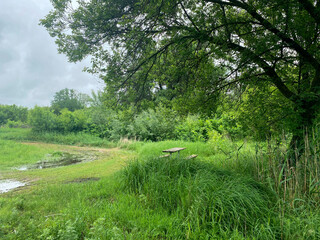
[{"left": 0, "top": 0, "right": 104, "bottom": 108}]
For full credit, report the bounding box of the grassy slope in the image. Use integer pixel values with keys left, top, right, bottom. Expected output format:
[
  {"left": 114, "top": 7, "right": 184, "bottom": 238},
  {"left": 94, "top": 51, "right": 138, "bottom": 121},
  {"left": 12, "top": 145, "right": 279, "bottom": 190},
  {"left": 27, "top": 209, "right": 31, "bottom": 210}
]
[{"left": 0, "top": 128, "right": 320, "bottom": 239}]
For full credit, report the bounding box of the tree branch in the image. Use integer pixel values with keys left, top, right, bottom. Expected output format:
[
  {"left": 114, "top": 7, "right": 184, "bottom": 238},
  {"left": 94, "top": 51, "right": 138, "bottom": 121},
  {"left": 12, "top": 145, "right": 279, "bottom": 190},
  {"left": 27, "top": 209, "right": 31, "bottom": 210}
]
[
  {"left": 226, "top": 41, "right": 299, "bottom": 102},
  {"left": 179, "top": 2, "right": 200, "bottom": 32},
  {"left": 204, "top": 0, "right": 320, "bottom": 71},
  {"left": 297, "top": 0, "right": 320, "bottom": 24}
]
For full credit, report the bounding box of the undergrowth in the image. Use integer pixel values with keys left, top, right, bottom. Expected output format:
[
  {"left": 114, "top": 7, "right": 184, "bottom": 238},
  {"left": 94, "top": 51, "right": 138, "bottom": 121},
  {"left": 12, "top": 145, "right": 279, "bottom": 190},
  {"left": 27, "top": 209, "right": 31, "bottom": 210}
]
[
  {"left": 120, "top": 156, "right": 278, "bottom": 239},
  {"left": 2, "top": 128, "right": 320, "bottom": 239}
]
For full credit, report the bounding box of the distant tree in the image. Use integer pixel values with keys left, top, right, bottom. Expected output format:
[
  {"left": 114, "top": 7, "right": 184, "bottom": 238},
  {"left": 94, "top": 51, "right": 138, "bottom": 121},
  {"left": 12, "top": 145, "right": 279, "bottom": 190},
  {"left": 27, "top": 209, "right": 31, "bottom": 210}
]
[
  {"left": 88, "top": 90, "right": 107, "bottom": 108},
  {"left": 51, "top": 88, "right": 89, "bottom": 114}
]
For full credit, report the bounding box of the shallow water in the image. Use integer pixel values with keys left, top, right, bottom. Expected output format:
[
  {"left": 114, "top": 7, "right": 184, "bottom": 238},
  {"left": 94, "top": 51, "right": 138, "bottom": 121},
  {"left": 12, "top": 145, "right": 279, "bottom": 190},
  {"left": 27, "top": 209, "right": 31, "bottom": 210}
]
[
  {"left": 0, "top": 180, "right": 26, "bottom": 193},
  {"left": 17, "top": 152, "right": 97, "bottom": 171},
  {"left": 16, "top": 166, "right": 28, "bottom": 171}
]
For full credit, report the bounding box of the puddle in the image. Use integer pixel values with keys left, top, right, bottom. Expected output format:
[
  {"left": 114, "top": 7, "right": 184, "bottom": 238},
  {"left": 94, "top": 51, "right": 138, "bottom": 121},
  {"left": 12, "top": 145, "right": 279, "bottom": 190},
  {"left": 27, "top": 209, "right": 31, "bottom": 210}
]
[
  {"left": 0, "top": 180, "right": 26, "bottom": 193},
  {"left": 17, "top": 166, "right": 28, "bottom": 171},
  {"left": 17, "top": 151, "right": 97, "bottom": 171}
]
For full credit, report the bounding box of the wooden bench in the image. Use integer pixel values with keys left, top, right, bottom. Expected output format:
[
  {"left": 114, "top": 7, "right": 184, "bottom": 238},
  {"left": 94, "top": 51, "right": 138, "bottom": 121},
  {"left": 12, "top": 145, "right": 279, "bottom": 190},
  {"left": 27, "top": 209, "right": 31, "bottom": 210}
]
[
  {"left": 159, "top": 154, "right": 170, "bottom": 158},
  {"left": 186, "top": 154, "right": 198, "bottom": 160}
]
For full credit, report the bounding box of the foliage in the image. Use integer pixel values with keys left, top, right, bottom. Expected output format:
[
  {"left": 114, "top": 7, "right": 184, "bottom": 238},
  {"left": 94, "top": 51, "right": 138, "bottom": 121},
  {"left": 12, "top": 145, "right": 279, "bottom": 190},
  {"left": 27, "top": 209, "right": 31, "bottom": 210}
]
[
  {"left": 28, "top": 106, "right": 88, "bottom": 133},
  {"left": 56, "top": 109, "right": 88, "bottom": 132},
  {"left": 28, "top": 106, "right": 57, "bottom": 132},
  {"left": 86, "top": 106, "right": 126, "bottom": 140},
  {"left": 0, "top": 105, "right": 28, "bottom": 126},
  {"left": 26, "top": 102, "right": 251, "bottom": 141},
  {"left": 219, "top": 83, "right": 296, "bottom": 140},
  {"left": 127, "top": 106, "right": 179, "bottom": 141},
  {"left": 174, "top": 115, "right": 213, "bottom": 142},
  {"left": 41, "top": 0, "right": 320, "bottom": 150},
  {"left": 51, "top": 88, "right": 89, "bottom": 114},
  {"left": 4, "top": 120, "right": 29, "bottom": 129}
]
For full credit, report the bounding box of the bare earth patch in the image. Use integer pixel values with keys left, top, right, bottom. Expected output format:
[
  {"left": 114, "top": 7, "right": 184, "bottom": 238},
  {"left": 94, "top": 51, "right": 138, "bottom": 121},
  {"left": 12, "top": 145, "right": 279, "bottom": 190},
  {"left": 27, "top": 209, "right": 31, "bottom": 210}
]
[{"left": 65, "top": 177, "right": 100, "bottom": 184}]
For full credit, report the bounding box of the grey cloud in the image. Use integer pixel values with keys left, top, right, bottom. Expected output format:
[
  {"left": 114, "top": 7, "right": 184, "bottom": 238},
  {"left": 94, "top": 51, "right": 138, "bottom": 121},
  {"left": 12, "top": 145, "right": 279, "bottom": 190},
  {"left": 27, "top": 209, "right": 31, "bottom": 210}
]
[{"left": 0, "top": 0, "right": 103, "bottom": 107}]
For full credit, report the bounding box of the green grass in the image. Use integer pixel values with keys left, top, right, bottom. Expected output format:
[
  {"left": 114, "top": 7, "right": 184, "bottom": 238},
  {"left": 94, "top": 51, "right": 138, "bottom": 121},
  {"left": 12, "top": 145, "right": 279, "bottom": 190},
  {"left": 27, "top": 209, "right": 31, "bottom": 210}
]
[
  {"left": 0, "top": 178, "right": 185, "bottom": 239},
  {"left": 0, "top": 140, "right": 58, "bottom": 170},
  {"left": 0, "top": 127, "right": 116, "bottom": 148},
  {"left": 130, "top": 139, "right": 260, "bottom": 178},
  {"left": 1, "top": 128, "right": 320, "bottom": 239}
]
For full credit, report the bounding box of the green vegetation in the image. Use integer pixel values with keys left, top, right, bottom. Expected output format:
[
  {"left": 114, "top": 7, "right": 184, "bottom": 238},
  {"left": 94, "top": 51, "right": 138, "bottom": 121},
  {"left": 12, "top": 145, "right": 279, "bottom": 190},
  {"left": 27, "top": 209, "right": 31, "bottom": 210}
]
[
  {"left": 0, "top": 104, "right": 28, "bottom": 127},
  {"left": 0, "top": 139, "right": 58, "bottom": 170},
  {"left": 51, "top": 88, "right": 89, "bottom": 114},
  {"left": 0, "top": 128, "right": 115, "bottom": 148},
  {"left": 121, "top": 156, "right": 277, "bottom": 239},
  {"left": 0, "top": 129, "right": 320, "bottom": 239},
  {"left": 1, "top": 0, "right": 320, "bottom": 238},
  {"left": 41, "top": 0, "right": 320, "bottom": 150}
]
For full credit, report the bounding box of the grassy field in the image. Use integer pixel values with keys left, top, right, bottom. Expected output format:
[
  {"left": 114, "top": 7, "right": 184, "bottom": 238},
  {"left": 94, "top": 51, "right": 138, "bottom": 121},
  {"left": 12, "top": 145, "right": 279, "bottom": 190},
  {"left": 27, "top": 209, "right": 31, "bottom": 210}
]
[
  {"left": 0, "top": 128, "right": 116, "bottom": 148},
  {"left": 1, "top": 128, "right": 320, "bottom": 239}
]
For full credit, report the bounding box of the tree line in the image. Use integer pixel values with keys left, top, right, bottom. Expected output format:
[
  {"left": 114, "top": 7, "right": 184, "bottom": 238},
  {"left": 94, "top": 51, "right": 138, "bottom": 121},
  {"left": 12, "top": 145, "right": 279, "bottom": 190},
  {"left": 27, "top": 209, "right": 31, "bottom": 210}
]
[{"left": 1, "top": 87, "right": 292, "bottom": 142}]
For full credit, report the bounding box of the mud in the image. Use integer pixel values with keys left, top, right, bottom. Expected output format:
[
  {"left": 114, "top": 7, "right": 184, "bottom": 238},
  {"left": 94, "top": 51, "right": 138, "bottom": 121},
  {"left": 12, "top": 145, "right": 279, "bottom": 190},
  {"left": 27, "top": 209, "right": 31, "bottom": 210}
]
[
  {"left": 66, "top": 177, "right": 100, "bottom": 184},
  {"left": 17, "top": 151, "right": 98, "bottom": 170}
]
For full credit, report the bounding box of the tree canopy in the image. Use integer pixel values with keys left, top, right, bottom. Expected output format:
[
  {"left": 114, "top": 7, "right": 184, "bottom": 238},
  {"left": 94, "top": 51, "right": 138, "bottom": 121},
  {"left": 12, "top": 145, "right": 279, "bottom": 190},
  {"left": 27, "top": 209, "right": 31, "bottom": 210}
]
[
  {"left": 41, "top": 0, "right": 320, "bottom": 140},
  {"left": 51, "top": 88, "right": 89, "bottom": 113}
]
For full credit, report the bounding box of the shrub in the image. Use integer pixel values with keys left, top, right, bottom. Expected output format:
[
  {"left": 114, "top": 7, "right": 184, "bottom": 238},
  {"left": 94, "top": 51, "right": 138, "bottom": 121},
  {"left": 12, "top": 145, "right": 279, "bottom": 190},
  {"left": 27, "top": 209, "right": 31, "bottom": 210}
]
[
  {"left": 86, "top": 106, "right": 112, "bottom": 137},
  {"left": 28, "top": 106, "right": 57, "bottom": 132},
  {"left": 0, "top": 105, "right": 28, "bottom": 126},
  {"left": 175, "top": 115, "right": 215, "bottom": 142},
  {"left": 5, "top": 120, "right": 29, "bottom": 129},
  {"left": 128, "top": 106, "right": 178, "bottom": 141},
  {"left": 56, "top": 109, "right": 88, "bottom": 132}
]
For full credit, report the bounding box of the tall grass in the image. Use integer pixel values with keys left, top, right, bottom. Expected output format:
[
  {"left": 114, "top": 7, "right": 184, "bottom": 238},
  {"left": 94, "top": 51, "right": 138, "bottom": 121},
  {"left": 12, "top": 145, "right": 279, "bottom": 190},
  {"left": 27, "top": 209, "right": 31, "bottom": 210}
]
[
  {"left": 120, "top": 156, "right": 278, "bottom": 239},
  {"left": 254, "top": 131, "right": 320, "bottom": 206},
  {"left": 118, "top": 135, "right": 320, "bottom": 239}
]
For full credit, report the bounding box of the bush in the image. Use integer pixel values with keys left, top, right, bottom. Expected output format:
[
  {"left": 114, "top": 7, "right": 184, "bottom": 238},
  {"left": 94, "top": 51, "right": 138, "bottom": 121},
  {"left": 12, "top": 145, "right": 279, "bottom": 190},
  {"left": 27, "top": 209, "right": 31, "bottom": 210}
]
[
  {"left": 56, "top": 109, "right": 88, "bottom": 132},
  {"left": 127, "top": 106, "right": 179, "bottom": 141},
  {"left": 28, "top": 106, "right": 57, "bottom": 132},
  {"left": 174, "top": 115, "right": 214, "bottom": 142},
  {"left": 86, "top": 106, "right": 112, "bottom": 137},
  {"left": 0, "top": 105, "right": 28, "bottom": 126},
  {"left": 5, "top": 120, "right": 29, "bottom": 128}
]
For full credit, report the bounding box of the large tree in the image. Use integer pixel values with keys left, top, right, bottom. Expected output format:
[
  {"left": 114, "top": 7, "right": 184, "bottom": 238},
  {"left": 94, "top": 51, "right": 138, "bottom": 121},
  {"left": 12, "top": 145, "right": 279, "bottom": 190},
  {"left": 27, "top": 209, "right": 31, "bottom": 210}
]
[{"left": 41, "top": 0, "right": 320, "bottom": 151}]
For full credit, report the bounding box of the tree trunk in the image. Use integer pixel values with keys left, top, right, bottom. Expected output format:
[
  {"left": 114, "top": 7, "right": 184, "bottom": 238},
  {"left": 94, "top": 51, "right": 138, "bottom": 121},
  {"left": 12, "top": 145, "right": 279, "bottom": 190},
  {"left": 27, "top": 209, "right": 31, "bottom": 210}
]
[{"left": 287, "top": 100, "right": 317, "bottom": 167}]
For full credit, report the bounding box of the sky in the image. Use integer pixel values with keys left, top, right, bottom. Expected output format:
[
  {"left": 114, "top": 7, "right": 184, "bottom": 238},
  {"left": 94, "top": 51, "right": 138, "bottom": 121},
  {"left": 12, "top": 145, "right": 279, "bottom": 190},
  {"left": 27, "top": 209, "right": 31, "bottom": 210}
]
[{"left": 0, "top": 0, "right": 104, "bottom": 108}]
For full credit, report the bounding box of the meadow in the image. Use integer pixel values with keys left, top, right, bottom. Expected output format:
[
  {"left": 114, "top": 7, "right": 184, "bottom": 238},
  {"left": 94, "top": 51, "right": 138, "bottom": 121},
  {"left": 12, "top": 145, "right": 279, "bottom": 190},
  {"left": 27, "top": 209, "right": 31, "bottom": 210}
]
[{"left": 1, "top": 128, "right": 320, "bottom": 239}]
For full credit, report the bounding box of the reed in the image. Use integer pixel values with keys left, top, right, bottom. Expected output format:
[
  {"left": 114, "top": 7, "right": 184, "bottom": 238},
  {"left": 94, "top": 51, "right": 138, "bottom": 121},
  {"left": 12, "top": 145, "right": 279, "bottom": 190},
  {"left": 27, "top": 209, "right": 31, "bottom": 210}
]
[{"left": 253, "top": 130, "right": 320, "bottom": 206}]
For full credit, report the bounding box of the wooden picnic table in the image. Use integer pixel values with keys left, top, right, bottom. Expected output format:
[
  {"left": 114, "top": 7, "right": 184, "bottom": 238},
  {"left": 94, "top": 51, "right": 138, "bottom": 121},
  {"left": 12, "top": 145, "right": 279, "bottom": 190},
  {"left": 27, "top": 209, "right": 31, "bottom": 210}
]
[
  {"left": 162, "top": 147, "right": 186, "bottom": 153},
  {"left": 160, "top": 147, "right": 197, "bottom": 160},
  {"left": 162, "top": 147, "right": 186, "bottom": 158}
]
